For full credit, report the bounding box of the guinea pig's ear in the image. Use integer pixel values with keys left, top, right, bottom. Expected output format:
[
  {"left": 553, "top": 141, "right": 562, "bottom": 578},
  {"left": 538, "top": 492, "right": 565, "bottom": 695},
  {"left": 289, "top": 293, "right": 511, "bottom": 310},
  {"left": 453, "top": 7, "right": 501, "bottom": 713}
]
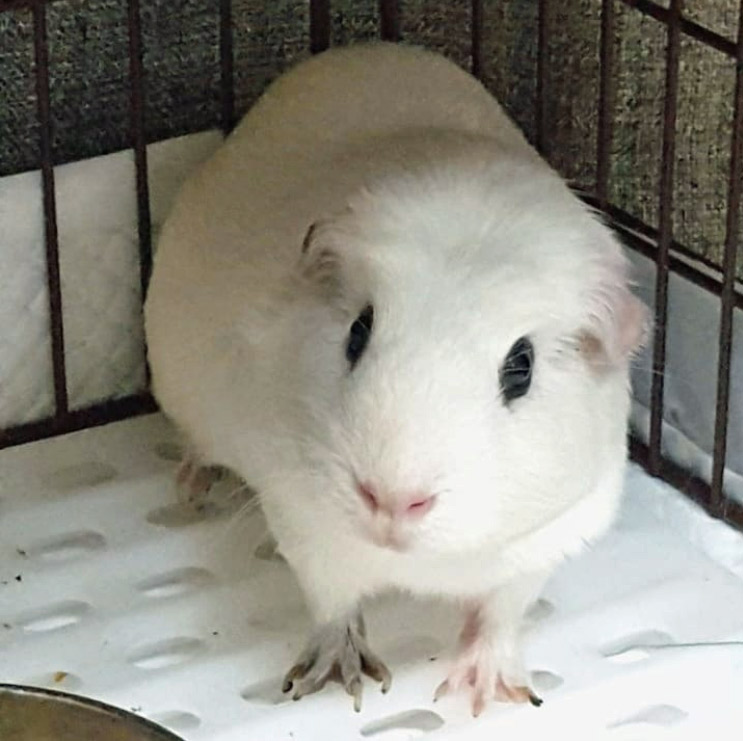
[
  {"left": 298, "top": 218, "right": 342, "bottom": 294},
  {"left": 579, "top": 264, "right": 650, "bottom": 372}
]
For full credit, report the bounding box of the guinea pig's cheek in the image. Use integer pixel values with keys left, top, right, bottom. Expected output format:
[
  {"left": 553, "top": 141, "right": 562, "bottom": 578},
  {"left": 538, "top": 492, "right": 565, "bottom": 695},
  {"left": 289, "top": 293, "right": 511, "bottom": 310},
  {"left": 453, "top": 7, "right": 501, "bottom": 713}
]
[{"left": 448, "top": 497, "right": 502, "bottom": 549}]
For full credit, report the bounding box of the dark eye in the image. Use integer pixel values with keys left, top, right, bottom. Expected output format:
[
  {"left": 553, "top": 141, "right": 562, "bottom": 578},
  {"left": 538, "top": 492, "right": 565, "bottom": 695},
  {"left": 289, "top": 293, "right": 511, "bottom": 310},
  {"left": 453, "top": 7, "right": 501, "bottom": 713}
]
[
  {"left": 346, "top": 304, "right": 374, "bottom": 369},
  {"left": 500, "top": 336, "right": 534, "bottom": 403}
]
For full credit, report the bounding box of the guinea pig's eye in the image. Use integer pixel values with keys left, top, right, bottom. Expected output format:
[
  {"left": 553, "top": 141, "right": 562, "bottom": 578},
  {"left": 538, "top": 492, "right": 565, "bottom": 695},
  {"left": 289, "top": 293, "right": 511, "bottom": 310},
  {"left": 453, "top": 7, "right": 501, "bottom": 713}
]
[
  {"left": 499, "top": 336, "right": 534, "bottom": 403},
  {"left": 346, "top": 304, "right": 374, "bottom": 369}
]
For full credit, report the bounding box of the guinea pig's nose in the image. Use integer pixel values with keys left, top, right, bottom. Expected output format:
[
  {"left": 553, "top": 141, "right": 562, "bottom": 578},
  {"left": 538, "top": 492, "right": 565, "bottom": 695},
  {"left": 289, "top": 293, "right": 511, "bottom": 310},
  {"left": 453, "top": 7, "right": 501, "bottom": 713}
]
[
  {"left": 404, "top": 494, "right": 436, "bottom": 517},
  {"left": 356, "top": 480, "right": 436, "bottom": 519}
]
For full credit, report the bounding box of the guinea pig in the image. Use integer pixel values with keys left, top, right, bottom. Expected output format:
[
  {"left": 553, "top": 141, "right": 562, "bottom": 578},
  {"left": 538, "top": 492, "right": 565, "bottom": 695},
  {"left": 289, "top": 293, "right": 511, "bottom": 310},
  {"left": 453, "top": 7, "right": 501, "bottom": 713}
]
[{"left": 144, "top": 42, "right": 648, "bottom": 716}]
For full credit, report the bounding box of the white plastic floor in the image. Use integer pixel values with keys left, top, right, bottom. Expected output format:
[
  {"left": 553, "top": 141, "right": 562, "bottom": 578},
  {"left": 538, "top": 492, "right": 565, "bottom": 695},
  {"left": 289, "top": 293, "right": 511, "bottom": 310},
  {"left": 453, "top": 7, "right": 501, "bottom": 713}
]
[{"left": 1, "top": 414, "right": 743, "bottom": 741}]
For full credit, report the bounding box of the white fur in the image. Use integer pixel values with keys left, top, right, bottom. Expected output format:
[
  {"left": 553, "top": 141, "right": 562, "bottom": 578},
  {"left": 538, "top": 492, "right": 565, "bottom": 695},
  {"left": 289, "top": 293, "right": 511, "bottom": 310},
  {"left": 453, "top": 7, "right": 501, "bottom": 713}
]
[{"left": 145, "top": 44, "right": 642, "bottom": 630}]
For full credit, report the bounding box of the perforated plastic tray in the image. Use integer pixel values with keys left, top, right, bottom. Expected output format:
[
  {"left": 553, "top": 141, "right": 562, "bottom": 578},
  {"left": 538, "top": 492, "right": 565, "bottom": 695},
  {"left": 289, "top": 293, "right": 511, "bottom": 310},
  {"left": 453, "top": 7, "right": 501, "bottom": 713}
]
[{"left": 1, "top": 414, "right": 742, "bottom": 740}]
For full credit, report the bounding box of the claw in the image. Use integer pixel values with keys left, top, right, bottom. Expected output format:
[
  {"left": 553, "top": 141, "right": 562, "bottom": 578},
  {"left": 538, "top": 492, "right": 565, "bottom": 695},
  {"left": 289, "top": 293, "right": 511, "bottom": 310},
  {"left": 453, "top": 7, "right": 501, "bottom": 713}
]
[
  {"left": 347, "top": 677, "right": 363, "bottom": 712},
  {"left": 379, "top": 668, "right": 392, "bottom": 694},
  {"left": 361, "top": 652, "right": 392, "bottom": 692},
  {"left": 495, "top": 676, "right": 541, "bottom": 705},
  {"left": 472, "top": 689, "right": 486, "bottom": 718},
  {"left": 281, "top": 614, "right": 391, "bottom": 710},
  {"left": 282, "top": 656, "right": 316, "bottom": 694}
]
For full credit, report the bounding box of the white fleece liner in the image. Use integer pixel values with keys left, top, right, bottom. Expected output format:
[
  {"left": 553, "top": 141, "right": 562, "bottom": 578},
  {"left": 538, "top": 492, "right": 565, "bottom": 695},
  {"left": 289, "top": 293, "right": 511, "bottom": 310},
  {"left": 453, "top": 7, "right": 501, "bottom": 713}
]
[
  {"left": 0, "top": 131, "right": 222, "bottom": 428},
  {"left": 0, "top": 413, "right": 742, "bottom": 740},
  {"left": 627, "top": 247, "right": 743, "bottom": 503}
]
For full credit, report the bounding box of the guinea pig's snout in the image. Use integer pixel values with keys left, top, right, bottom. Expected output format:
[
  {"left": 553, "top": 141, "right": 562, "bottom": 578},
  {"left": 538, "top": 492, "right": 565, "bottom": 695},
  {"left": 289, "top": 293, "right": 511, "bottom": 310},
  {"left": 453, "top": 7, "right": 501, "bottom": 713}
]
[
  {"left": 355, "top": 480, "right": 436, "bottom": 520},
  {"left": 354, "top": 479, "right": 435, "bottom": 551}
]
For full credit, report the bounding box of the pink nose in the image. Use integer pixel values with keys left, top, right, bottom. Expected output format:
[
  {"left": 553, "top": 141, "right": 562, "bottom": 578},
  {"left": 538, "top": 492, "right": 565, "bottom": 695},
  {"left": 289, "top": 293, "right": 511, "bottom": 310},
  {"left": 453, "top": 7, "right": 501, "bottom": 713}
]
[{"left": 356, "top": 481, "right": 436, "bottom": 518}]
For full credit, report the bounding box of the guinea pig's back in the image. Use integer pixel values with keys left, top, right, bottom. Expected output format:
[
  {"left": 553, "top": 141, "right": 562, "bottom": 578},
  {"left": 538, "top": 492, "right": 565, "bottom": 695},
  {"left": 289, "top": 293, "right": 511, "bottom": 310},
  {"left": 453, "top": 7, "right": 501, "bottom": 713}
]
[
  {"left": 225, "top": 42, "right": 528, "bottom": 161},
  {"left": 148, "top": 43, "right": 532, "bottom": 297},
  {"left": 157, "top": 43, "right": 530, "bottom": 264}
]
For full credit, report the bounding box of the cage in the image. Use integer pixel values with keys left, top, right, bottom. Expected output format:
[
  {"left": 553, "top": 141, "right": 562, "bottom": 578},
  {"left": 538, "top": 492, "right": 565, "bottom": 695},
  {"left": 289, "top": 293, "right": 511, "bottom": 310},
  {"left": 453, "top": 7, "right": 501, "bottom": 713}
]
[{"left": 1, "top": 1, "right": 742, "bottom": 740}]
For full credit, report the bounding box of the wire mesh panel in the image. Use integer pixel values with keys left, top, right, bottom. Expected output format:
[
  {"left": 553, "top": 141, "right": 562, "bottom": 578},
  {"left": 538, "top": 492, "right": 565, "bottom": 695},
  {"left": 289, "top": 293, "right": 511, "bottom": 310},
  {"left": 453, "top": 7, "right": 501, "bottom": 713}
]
[{"left": 0, "top": 0, "right": 741, "bottom": 531}]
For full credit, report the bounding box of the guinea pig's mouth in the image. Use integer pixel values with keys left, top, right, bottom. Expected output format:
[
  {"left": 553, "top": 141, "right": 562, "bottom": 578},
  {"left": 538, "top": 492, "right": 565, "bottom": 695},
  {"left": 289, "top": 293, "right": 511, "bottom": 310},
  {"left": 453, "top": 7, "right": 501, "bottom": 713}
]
[
  {"left": 358, "top": 514, "right": 413, "bottom": 553},
  {"left": 367, "top": 526, "right": 409, "bottom": 553}
]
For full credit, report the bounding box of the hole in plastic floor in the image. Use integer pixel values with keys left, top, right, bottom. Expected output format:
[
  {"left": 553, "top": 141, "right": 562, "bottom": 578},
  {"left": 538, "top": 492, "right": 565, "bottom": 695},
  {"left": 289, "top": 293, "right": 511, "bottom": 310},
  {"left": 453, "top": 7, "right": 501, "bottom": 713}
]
[
  {"left": 153, "top": 441, "right": 183, "bottom": 462},
  {"left": 360, "top": 709, "right": 444, "bottom": 737},
  {"left": 606, "top": 724, "right": 674, "bottom": 740},
  {"left": 150, "top": 710, "right": 201, "bottom": 732},
  {"left": 531, "top": 669, "right": 564, "bottom": 692},
  {"left": 17, "top": 601, "right": 91, "bottom": 633},
  {"left": 526, "top": 598, "right": 555, "bottom": 621},
  {"left": 137, "top": 567, "right": 216, "bottom": 599},
  {"left": 602, "top": 630, "right": 674, "bottom": 664},
  {"left": 128, "top": 637, "right": 205, "bottom": 670},
  {"left": 146, "top": 488, "right": 255, "bottom": 528},
  {"left": 26, "top": 530, "right": 106, "bottom": 562},
  {"left": 608, "top": 704, "right": 688, "bottom": 729},
  {"left": 43, "top": 461, "right": 118, "bottom": 491},
  {"left": 254, "top": 538, "right": 285, "bottom": 562},
  {"left": 241, "top": 677, "right": 291, "bottom": 706}
]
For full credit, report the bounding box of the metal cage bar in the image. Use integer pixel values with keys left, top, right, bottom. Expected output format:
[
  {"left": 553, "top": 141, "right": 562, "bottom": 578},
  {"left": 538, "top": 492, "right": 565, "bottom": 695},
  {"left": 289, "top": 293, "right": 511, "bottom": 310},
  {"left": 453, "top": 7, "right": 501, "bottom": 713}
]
[
  {"left": 588, "top": 199, "right": 743, "bottom": 310},
  {"left": 470, "top": 0, "right": 484, "bottom": 79},
  {"left": 219, "top": 0, "right": 235, "bottom": 135},
  {"left": 127, "top": 0, "right": 153, "bottom": 299},
  {"left": 629, "top": 437, "right": 743, "bottom": 530},
  {"left": 309, "top": 0, "right": 331, "bottom": 54},
  {"left": 379, "top": 0, "right": 400, "bottom": 42},
  {"left": 535, "top": 0, "right": 551, "bottom": 158},
  {"left": 31, "top": 0, "right": 68, "bottom": 419},
  {"left": 711, "top": 1, "right": 743, "bottom": 514},
  {"left": 0, "top": 394, "right": 158, "bottom": 448},
  {"left": 596, "top": 0, "right": 615, "bottom": 206},
  {"left": 620, "top": 0, "right": 738, "bottom": 57},
  {"left": 648, "top": 0, "right": 683, "bottom": 476}
]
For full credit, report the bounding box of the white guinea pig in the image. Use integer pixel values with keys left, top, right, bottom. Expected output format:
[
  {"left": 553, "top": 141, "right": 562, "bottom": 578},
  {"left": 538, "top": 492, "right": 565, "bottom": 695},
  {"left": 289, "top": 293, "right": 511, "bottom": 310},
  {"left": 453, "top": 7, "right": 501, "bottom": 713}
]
[{"left": 144, "top": 42, "right": 648, "bottom": 715}]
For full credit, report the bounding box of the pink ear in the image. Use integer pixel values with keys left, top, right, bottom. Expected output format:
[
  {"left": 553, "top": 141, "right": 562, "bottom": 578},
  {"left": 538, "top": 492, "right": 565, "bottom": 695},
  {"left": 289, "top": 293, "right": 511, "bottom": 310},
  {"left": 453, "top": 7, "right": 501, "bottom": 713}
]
[
  {"left": 581, "top": 266, "right": 650, "bottom": 370},
  {"left": 613, "top": 286, "right": 650, "bottom": 358}
]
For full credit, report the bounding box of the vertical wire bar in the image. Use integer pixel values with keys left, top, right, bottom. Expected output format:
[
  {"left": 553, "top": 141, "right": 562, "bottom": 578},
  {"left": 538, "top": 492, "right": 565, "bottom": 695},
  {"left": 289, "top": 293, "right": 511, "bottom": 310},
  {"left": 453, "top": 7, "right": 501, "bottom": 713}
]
[
  {"left": 310, "top": 0, "right": 331, "bottom": 54},
  {"left": 711, "top": 0, "right": 743, "bottom": 515},
  {"left": 536, "top": 0, "right": 551, "bottom": 157},
  {"left": 127, "top": 0, "right": 153, "bottom": 298},
  {"left": 648, "top": 0, "right": 683, "bottom": 474},
  {"left": 219, "top": 0, "right": 235, "bottom": 135},
  {"left": 379, "top": 0, "right": 400, "bottom": 41},
  {"left": 596, "top": 0, "right": 616, "bottom": 206},
  {"left": 32, "top": 0, "right": 68, "bottom": 417},
  {"left": 471, "top": 0, "right": 483, "bottom": 78}
]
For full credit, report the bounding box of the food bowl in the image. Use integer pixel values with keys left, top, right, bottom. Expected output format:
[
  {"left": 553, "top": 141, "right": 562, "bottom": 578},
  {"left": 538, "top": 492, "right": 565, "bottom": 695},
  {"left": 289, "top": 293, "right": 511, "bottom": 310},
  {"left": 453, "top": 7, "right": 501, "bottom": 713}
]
[{"left": 0, "top": 684, "right": 183, "bottom": 741}]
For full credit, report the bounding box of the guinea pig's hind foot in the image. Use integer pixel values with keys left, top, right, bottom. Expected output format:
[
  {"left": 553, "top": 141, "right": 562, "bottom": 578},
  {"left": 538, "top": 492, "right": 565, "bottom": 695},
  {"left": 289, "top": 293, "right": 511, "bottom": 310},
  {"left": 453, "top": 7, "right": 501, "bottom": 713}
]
[
  {"left": 434, "top": 604, "right": 541, "bottom": 717},
  {"left": 175, "top": 454, "right": 225, "bottom": 510},
  {"left": 282, "top": 613, "right": 391, "bottom": 712},
  {"left": 434, "top": 651, "right": 541, "bottom": 717}
]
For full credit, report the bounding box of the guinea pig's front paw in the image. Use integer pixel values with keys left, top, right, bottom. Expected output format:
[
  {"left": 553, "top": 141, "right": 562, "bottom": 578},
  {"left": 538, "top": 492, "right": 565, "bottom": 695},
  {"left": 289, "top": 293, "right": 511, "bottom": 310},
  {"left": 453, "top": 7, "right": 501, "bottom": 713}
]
[
  {"left": 434, "top": 608, "right": 541, "bottom": 717},
  {"left": 282, "top": 613, "right": 391, "bottom": 712}
]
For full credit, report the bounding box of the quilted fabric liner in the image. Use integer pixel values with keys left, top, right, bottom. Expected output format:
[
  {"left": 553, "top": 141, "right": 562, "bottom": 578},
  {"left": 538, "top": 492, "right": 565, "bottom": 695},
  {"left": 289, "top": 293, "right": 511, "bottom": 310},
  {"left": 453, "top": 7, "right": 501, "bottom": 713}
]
[{"left": 0, "top": 131, "right": 222, "bottom": 428}]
